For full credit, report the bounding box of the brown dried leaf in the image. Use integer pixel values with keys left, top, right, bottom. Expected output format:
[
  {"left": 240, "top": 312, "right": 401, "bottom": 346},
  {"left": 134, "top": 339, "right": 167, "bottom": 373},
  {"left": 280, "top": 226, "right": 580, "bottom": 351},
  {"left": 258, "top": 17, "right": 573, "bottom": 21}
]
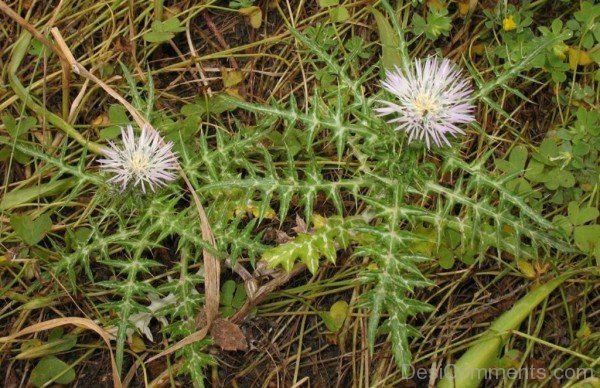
[
  {"left": 113, "top": 36, "right": 132, "bottom": 54},
  {"left": 292, "top": 214, "right": 308, "bottom": 234},
  {"left": 529, "top": 359, "right": 549, "bottom": 381},
  {"left": 210, "top": 319, "right": 248, "bottom": 351},
  {"left": 274, "top": 230, "right": 293, "bottom": 244}
]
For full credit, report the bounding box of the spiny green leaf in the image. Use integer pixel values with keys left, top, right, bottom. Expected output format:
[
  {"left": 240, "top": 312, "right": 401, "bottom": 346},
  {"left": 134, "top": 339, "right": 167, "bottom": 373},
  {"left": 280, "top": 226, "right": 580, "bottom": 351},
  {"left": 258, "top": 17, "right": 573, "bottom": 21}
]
[{"left": 261, "top": 216, "right": 355, "bottom": 274}]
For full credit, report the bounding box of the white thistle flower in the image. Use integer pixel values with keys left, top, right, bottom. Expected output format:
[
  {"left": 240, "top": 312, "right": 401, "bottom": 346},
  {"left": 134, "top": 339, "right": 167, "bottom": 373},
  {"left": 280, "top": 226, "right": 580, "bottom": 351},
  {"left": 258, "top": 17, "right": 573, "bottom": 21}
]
[
  {"left": 98, "top": 125, "right": 178, "bottom": 193},
  {"left": 375, "top": 57, "right": 475, "bottom": 149}
]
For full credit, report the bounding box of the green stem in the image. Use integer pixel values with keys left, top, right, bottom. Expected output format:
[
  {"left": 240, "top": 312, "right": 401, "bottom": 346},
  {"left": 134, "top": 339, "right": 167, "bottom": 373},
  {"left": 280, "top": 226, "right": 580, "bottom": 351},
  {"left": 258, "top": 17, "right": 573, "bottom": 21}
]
[
  {"left": 154, "top": 0, "right": 163, "bottom": 21},
  {"left": 437, "top": 271, "right": 585, "bottom": 388},
  {"left": 9, "top": 31, "right": 105, "bottom": 155}
]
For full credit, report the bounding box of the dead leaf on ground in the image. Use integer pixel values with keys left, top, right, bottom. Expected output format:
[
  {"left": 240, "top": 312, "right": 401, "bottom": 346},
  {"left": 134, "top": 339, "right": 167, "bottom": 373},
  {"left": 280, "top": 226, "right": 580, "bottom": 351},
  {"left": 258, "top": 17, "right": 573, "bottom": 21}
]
[
  {"left": 292, "top": 214, "right": 308, "bottom": 234},
  {"left": 210, "top": 319, "right": 248, "bottom": 351},
  {"left": 274, "top": 229, "right": 293, "bottom": 244},
  {"left": 529, "top": 358, "right": 549, "bottom": 381},
  {"left": 113, "top": 36, "right": 132, "bottom": 54}
]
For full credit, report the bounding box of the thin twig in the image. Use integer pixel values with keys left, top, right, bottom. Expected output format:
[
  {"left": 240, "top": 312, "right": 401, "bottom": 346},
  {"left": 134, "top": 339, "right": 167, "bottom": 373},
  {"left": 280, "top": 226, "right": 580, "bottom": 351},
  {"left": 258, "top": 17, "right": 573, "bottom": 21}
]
[{"left": 0, "top": 0, "right": 66, "bottom": 61}]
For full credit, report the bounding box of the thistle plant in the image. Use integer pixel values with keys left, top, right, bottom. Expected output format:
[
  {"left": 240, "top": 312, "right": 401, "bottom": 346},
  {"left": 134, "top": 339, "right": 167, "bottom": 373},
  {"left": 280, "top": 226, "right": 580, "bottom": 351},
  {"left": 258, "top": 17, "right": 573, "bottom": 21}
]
[
  {"left": 199, "top": 22, "right": 572, "bottom": 376},
  {"left": 2, "top": 2, "right": 584, "bottom": 386}
]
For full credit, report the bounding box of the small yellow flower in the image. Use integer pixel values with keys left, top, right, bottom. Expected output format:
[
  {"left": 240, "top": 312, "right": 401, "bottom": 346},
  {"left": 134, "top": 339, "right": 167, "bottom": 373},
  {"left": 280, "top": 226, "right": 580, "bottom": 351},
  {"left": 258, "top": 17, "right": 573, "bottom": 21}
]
[
  {"left": 458, "top": 2, "right": 470, "bottom": 15},
  {"left": 568, "top": 47, "right": 592, "bottom": 70},
  {"left": 502, "top": 15, "right": 517, "bottom": 31}
]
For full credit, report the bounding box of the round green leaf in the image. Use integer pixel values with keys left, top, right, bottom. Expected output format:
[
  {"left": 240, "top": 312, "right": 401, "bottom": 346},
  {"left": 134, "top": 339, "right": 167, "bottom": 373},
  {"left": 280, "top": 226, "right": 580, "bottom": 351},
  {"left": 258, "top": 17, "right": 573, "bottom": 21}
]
[
  {"left": 10, "top": 213, "right": 52, "bottom": 246},
  {"left": 30, "top": 356, "right": 76, "bottom": 387}
]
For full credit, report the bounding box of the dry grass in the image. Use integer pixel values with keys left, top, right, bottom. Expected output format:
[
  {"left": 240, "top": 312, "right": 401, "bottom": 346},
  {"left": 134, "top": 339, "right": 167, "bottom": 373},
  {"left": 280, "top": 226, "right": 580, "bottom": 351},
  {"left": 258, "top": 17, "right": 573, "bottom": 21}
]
[{"left": 0, "top": 0, "right": 598, "bottom": 387}]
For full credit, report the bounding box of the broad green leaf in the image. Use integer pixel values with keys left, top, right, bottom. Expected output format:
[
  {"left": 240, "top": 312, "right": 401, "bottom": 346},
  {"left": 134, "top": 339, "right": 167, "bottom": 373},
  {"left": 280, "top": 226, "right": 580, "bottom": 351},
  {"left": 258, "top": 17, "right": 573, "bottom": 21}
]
[
  {"left": 506, "top": 178, "right": 534, "bottom": 196},
  {"left": 437, "top": 246, "right": 455, "bottom": 269},
  {"left": 535, "top": 139, "right": 559, "bottom": 165},
  {"left": 10, "top": 213, "right": 52, "bottom": 245},
  {"left": 460, "top": 251, "right": 476, "bottom": 265},
  {"left": 0, "top": 146, "right": 10, "bottom": 161},
  {"left": 573, "top": 225, "right": 600, "bottom": 254},
  {"left": 143, "top": 31, "right": 174, "bottom": 43},
  {"left": 162, "top": 17, "right": 186, "bottom": 32},
  {"left": 572, "top": 142, "right": 590, "bottom": 157},
  {"left": 28, "top": 39, "right": 48, "bottom": 56},
  {"left": 130, "top": 334, "right": 146, "bottom": 353},
  {"left": 508, "top": 145, "right": 528, "bottom": 172},
  {"left": 11, "top": 150, "right": 31, "bottom": 165},
  {"left": 220, "top": 280, "right": 236, "bottom": 307},
  {"left": 143, "top": 17, "right": 185, "bottom": 42},
  {"left": 0, "top": 178, "right": 75, "bottom": 210},
  {"left": 524, "top": 159, "right": 546, "bottom": 182},
  {"left": 108, "top": 104, "right": 129, "bottom": 124},
  {"left": 17, "top": 334, "right": 77, "bottom": 359},
  {"left": 101, "top": 104, "right": 130, "bottom": 139},
  {"left": 494, "top": 159, "right": 512, "bottom": 174},
  {"left": 181, "top": 94, "right": 238, "bottom": 117},
  {"left": 48, "top": 328, "right": 64, "bottom": 342},
  {"left": 369, "top": 8, "right": 403, "bottom": 70},
  {"left": 556, "top": 169, "right": 575, "bottom": 188},
  {"left": 329, "top": 7, "right": 349, "bottom": 23},
  {"left": 220, "top": 280, "right": 247, "bottom": 318},
  {"left": 444, "top": 229, "right": 461, "bottom": 249},
  {"left": 232, "top": 284, "right": 246, "bottom": 309},
  {"left": 412, "top": 7, "right": 452, "bottom": 40},
  {"left": 74, "top": 227, "right": 93, "bottom": 243},
  {"left": 552, "top": 215, "right": 573, "bottom": 236},
  {"left": 221, "top": 68, "right": 244, "bottom": 88},
  {"left": 545, "top": 168, "right": 563, "bottom": 189},
  {"left": 516, "top": 259, "right": 536, "bottom": 279},
  {"left": 30, "top": 356, "right": 76, "bottom": 387},
  {"left": 568, "top": 201, "right": 599, "bottom": 226},
  {"left": 576, "top": 322, "right": 591, "bottom": 338},
  {"left": 99, "top": 126, "right": 121, "bottom": 140},
  {"left": 2, "top": 114, "right": 37, "bottom": 138},
  {"left": 327, "top": 300, "right": 349, "bottom": 332}
]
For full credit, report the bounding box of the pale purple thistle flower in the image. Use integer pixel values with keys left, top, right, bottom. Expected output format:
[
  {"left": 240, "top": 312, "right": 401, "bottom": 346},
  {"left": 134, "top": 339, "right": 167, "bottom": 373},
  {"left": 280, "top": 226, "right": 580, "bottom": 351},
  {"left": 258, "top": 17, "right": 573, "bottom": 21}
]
[
  {"left": 375, "top": 57, "right": 475, "bottom": 149},
  {"left": 98, "top": 125, "right": 178, "bottom": 193}
]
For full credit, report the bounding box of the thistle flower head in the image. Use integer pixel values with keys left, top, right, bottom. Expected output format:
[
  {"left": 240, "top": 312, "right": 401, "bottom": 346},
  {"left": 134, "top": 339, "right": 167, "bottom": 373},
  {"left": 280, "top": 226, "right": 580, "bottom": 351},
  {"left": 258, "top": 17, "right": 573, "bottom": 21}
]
[
  {"left": 375, "top": 57, "right": 475, "bottom": 149},
  {"left": 98, "top": 125, "right": 178, "bottom": 193}
]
